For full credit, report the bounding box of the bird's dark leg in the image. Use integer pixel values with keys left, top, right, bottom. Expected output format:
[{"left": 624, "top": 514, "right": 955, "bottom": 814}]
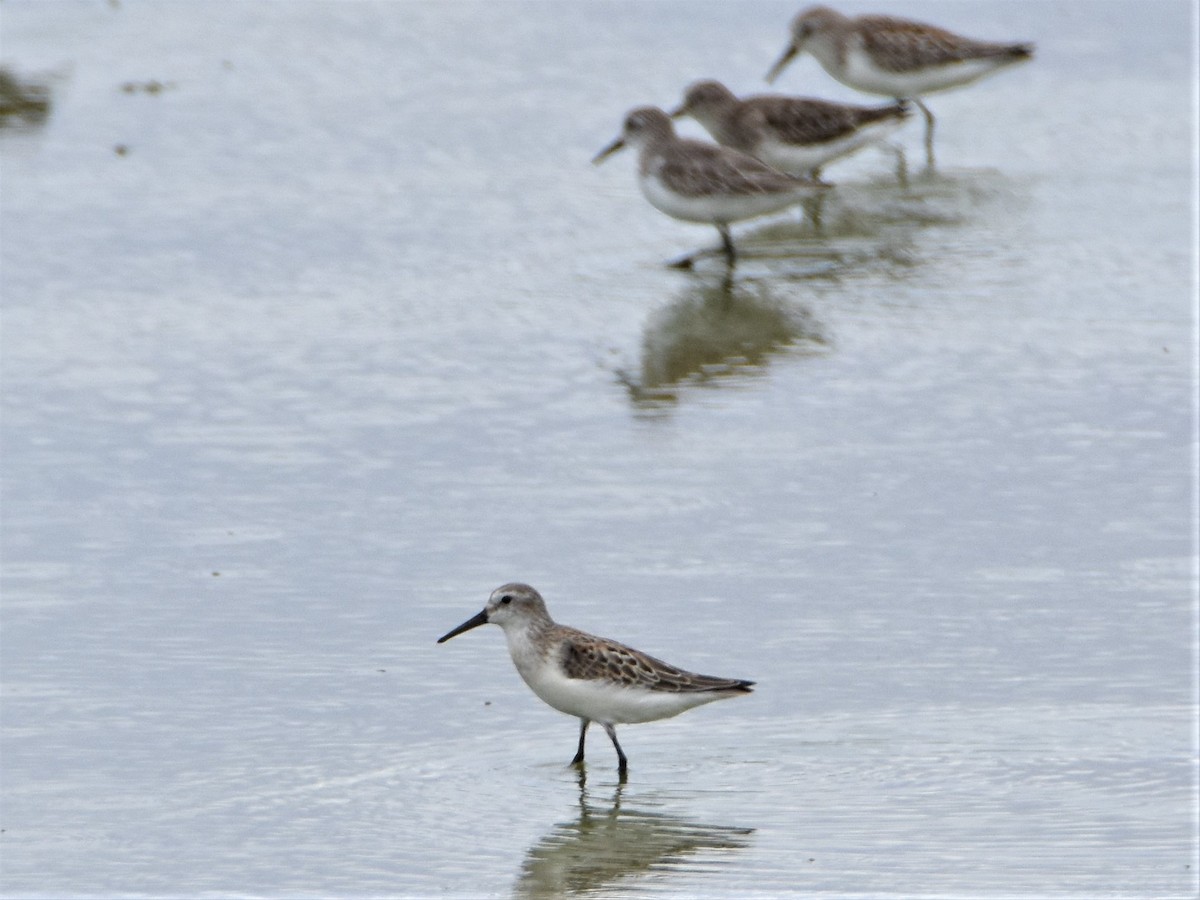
[
  {"left": 914, "top": 98, "right": 936, "bottom": 171},
  {"left": 886, "top": 141, "right": 909, "bottom": 188},
  {"left": 718, "top": 268, "right": 734, "bottom": 300},
  {"left": 602, "top": 722, "right": 628, "bottom": 780},
  {"left": 717, "top": 224, "right": 737, "bottom": 267},
  {"left": 666, "top": 228, "right": 735, "bottom": 270},
  {"left": 666, "top": 250, "right": 699, "bottom": 269},
  {"left": 800, "top": 192, "right": 826, "bottom": 234},
  {"left": 571, "top": 719, "right": 589, "bottom": 767}
]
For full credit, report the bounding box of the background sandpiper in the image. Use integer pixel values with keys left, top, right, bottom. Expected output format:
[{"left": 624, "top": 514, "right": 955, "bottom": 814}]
[
  {"left": 437, "top": 583, "right": 754, "bottom": 779},
  {"left": 765, "top": 5, "right": 1034, "bottom": 169},
  {"left": 593, "top": 105, "right": 829, "bottom": 267},
  {"left": 670, "top": 79, "right": 910, "bottom": 181}
]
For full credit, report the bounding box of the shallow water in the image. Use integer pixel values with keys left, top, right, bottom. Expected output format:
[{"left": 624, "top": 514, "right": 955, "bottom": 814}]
[{"left": 1, "top": 1, "right": 1196, "bottom": 897}]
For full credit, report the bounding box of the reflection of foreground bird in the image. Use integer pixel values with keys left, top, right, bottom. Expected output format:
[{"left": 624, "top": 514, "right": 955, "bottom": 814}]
[
  {"left": 671, "top": 79, "right": 909, "bottom": 180},
  {"left": 515, "top": 781, "right": 754, "bottom": 899},
  {"left": 594, "top": 106, "right": 828, "bottom": 267},
  {"left": 437, "top": 583, "right": 754, "bottom": 779},
  {"left": 765, "top": 5, "right": 1034, "bottom": 169}
]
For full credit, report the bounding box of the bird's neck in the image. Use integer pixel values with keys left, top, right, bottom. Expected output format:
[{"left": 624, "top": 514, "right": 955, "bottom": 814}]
[
  {"left": 502, "top": 619, "right": 556, "bottom": 679},
  {"left": 692, "top": 108, "right": 737, "bottom": 147}
]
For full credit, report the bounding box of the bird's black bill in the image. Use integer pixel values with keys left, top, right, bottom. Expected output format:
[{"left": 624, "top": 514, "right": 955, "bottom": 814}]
[
  {"left": 591, "top": 137, "right": 626, "bottom": 165},
  {"left": 764, "top": 44, "right": 798, "bottom": 83},
  {"left": 436, "top": 609, "right": 489, "bottom": 643}
]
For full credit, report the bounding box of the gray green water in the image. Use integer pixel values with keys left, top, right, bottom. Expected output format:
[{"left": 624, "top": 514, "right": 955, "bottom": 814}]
[{"left": 2, "top": 1, "right": 1196, "bottom": 897}]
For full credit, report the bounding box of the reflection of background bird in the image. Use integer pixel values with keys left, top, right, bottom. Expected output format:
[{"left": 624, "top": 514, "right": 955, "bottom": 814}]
[
  {"left": 766, "top": 5, "right": 1034, "bottom": 170},
  {"left": 621, "top": 275, "right": 826, "bottom": 408},
  {"left": 514, "top": 780, "right": 754, "bottom": 899},
  {"left": 0, "top": 67, "right": 53, "bottom": 130}
]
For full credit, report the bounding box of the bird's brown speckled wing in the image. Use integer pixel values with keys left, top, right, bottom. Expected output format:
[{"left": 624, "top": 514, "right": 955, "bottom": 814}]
[
  {"left": 747, "top": 98, "right": 901, "bottom": 146},
  {"left": 857, "top": 15, "right": 1030, "bottom": 72},
  {"left": 655, "top": 140, "right": 803, "bottom": 199},
  {"left": 560, "top": 630, "right": 754, "bottom": 693}
]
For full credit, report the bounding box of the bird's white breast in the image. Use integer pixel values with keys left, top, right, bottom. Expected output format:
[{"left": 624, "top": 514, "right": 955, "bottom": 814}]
[{"left": 639, "top": 162, "right": 804, "bottom": 226}]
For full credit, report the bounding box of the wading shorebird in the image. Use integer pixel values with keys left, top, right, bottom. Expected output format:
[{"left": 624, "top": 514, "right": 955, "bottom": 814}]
[
  {"left": 765, "top": 5, "right": 1034, "bottom": 169},
  {"left": 437, "top": 583, "right": 755, "bottom": 779},
  {"left": 593, "top": 105, "right": 829, "bottom": 267},
  {"left": 671, "top": 79, "right": 910, "bottom": 180}
]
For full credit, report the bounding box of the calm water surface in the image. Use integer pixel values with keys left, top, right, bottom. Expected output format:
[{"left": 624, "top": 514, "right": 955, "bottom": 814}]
[{"left": 1, "top": 1, "right": 1196, "bottom": 897}]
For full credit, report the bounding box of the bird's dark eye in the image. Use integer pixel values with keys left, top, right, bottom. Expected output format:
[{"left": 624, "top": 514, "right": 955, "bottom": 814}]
[{"left": 500, "top": 595, "right": 513, "bottom": 605}]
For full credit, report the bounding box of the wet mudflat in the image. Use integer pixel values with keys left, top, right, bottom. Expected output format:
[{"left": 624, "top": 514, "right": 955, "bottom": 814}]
[{"left": 1, "top": 2, "right": 1195, "bottom": 897}]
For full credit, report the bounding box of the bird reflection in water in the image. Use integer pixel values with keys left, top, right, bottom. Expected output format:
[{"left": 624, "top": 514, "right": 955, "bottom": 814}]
[
  {"left": 514, "top": 772, "right": 754, "bottom": 898},
  {"left": 0, "top": 68, "right": 54, "bottom": 131},
  {"left": 620, "top": 273, "right": 827, "bottom": 409}
]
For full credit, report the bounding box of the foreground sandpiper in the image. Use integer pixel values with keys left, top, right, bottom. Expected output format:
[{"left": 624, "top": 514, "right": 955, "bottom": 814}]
[
  {"left": 437, "top": 583, "right": 754, "bottom": 778},
  {"left": 671, "top": 79, "right": 909, "bottom": 180},
  {"left": 593, "top": 105, "right": 828, "bottom": 266},
  {"left": 765, "top": 5, "right": 1034, "bottom": 169}
]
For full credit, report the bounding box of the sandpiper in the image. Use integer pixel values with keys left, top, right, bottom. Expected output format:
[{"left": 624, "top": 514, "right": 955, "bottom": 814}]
[
  {"left": 437, "top": 583, "right": 754, "bottom": 778},
  {"left": 593, "top": 105, "right": 828, "bottom": 266},
  {"left": 670, "top": 79, "right": 909, "bottom": 180},
  {"left": 765, "top": 5, "right": 1034, "bottom": 169}
]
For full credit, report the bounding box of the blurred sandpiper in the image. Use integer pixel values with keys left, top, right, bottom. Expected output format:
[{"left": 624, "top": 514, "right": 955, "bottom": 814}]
[
  {"left": 765, "top": 5, "right": 1034, "bottom": 169},
  {"left": 671, "top": 79, "right": 909, "bottom": 180},
  {"left": 593, "top": 105, "right": 829, "bottom": 266}
]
